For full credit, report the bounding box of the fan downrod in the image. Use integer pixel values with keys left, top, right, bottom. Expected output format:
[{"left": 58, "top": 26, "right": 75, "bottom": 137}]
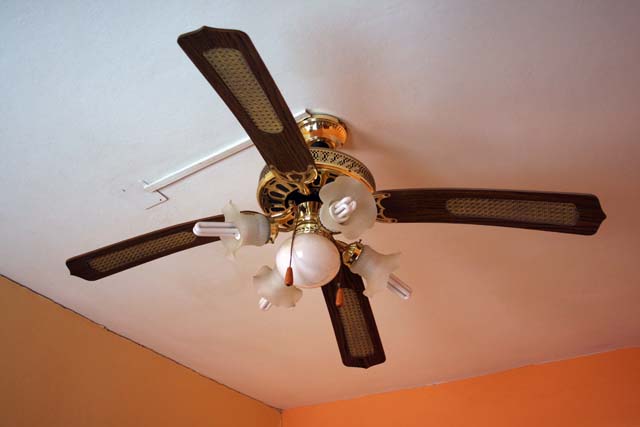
[{"left": 297, "top": 113, "right": 348, "bottom": 149}]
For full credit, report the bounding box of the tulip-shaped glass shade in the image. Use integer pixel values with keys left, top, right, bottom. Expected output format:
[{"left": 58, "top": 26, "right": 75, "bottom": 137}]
[
  {"left": 275, "top": 233, "right": 341, "bottom": 288},
  {"left": 221, "top": 201, "right": 270, "bottom": 256},
  {"left": 253, "top": 266, "right": 302, "bottom": 308},
  {"left": 350, "top": 245, "right": 401, "bottom": 297},
  {"left": 319, "top": 176, "right": 377, "bottom": 239}
]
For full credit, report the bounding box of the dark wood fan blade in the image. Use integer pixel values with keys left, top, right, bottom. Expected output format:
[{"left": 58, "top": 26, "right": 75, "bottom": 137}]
[
  {"left": 66, "top": 215, "right": 224, "bottom": 281},
  {"left": 375, "top": 189, "right": 606, "bottom": 235},
  {"left": 321, "top": 266, "right": 386, "bottom": 368},
  {"left": 178, "top": 27, "right": 316, "bottom": 181}
]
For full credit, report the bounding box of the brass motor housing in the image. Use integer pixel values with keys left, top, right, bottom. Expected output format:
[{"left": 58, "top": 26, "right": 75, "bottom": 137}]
[{"left": 257, "top": 114, "right": 376, "bottom": 231}]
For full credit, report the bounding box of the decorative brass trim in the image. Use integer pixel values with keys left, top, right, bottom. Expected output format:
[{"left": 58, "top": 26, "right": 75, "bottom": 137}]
[
  {"left": 374, "top": 192, "right": 397, "bottom": 223},
  {"left": 269, "top": 164, "right": 318, "bottom": 195},
  {"left": 256, "top": 178, "right": 298, "bottom": 231},
  {"left": 341, "top": 241, "right": 364, "bottom": 267},
  {"left": 297, "top": 113, "right": 348, "bottom": 149},
  {"left": 310, "top": 148, "right": 376, "bottom": 191},
  {"left": 259, "top": 149, "right": 375, "bottom": 193},
  {"left": 267, "top": 220, "right": 280, "bottom": 244},
  {"left": 293, "top": 201, "right": 333, "bottom": 239},
  {"left": 334, "top": 240, "right": 348, "bottom": 251},
  {"left": 257, "top": 148, "right": 377, "bottom": 231}
]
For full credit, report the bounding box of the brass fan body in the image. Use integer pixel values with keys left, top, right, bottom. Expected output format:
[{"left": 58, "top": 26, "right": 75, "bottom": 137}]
[{"left": 257, "top": 114, "right": 376, "bottom": 231}]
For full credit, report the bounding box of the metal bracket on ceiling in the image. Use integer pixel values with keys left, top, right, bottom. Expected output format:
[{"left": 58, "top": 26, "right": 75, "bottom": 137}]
[
  {"left": 115, "top": 180, "right": 168, "bottom": 210},
  {"left": 138, "top": 110, "right": 312, "bottom": 209}
]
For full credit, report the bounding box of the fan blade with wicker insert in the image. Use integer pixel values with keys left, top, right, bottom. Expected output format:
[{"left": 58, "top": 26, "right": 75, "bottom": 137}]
[
  {"left": 374, "top": 189, "right": 606, "bottom": 235},
  {"left": 178, "top": 27, "right": 316, "bottom": 179},
  {"left": 321, "top": 266, "right": 386, "bottom": 368},
  {"left": 66, "top": 215, "right": 225, "bottom": 281}
]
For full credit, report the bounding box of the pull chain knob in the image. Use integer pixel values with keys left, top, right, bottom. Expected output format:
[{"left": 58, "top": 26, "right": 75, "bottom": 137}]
[
  {"left": 335, "top": 287, "right": 344, "bottom": 307},
  {"left": 284, "top": 266, "right": 294, "bottom": 287}
]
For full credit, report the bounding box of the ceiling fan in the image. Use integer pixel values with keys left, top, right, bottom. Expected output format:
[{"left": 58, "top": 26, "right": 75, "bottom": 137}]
[{"left": 66, "top": 27, "right": 607, "bottom": 369}]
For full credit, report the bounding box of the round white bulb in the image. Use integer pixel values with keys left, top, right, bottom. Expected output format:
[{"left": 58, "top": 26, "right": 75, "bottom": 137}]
[{"left": 275, "top": 233, "right": 341, "bottom": 288}]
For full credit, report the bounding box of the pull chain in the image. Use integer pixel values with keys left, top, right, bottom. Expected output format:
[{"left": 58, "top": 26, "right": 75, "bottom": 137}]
[{"left": 284, "top": 213, "right": 299, "bottom": 287}]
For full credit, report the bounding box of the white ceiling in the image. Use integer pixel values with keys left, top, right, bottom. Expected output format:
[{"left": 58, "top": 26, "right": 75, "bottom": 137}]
[{"left": 2, "top": 0, "right": 640, "bottom": 409}]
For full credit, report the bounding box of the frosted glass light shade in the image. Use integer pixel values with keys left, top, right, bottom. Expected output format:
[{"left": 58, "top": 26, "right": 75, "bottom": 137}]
[
  {"left": 319, "top": 176, "right": 377, "bottom": 239},
  {"left": 221, "top": 201, "right": 270, "bottom": 256},
  {"left": 253, "top": 266, "right": 302, "bottom": 308},
  {"left": 275, "top": 233, "right": 341, "bottom": 288},
  {"left": 350, "top": 245, "right": 401, "bottom": 297}
]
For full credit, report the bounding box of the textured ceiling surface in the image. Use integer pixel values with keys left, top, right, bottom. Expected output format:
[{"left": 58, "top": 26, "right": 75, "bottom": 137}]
[{"left": 1, "top": 0, "right": 639, "bottom": 409}]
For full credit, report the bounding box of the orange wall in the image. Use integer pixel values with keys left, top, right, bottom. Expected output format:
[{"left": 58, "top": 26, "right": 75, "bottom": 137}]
[
  {"left": 3, "top": 274, "right": 639, "bottom": 427},
  {"left": 284, "top": 348, "right": 640, "bottom": 427},
  {"left": 0, "top": 276, "right": 280, "bottom": 427}
]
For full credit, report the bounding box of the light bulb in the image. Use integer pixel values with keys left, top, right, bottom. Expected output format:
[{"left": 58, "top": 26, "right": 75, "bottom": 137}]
[
  {"left": 275, "top": 233, "right": 341, "bottom": 288},
  {"left": 258, "top": 297, "right": 272, "bottom": 311},
  {"left": 387, "top": 274, "right": 412, "bottom": 300}
]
